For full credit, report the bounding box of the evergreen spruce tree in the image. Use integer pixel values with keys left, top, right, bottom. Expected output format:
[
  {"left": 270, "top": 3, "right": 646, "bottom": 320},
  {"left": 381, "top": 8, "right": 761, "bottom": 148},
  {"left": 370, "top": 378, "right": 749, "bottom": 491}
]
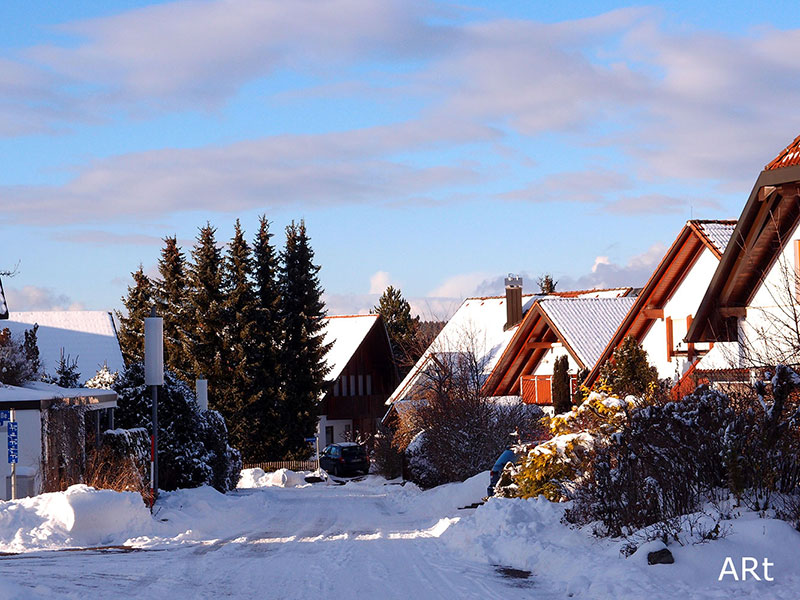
[
  {"left": 278, "top": 220, "right": 331, "bottom": 459},
  {"left": 116, "top": 265, "right": 154, "bottom": 364},
  {"left": 156, "top": 236, "right": 192, "bottom": 382},
  {"left": 552, "top": 355, "right": 571, "bottom": 414},
  {"left": 372, "top": 285, "right": 418, "bottom": 377},
  {"left": 598, "top": 334, "right": 659, "bottom": 398},
  {"left": 252, "top": 216, "right": 283, "bottom": 459},
  {"left": 186, "top": 224, "right": 226, "bottom": 408},
  {"left": 220, "top": 220, "right": 262, "bottom": 460}
]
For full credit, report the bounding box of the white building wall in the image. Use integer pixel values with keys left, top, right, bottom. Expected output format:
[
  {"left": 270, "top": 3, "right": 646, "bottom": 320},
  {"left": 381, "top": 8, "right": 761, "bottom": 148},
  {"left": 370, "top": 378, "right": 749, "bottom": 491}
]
[
  {"left": 531, "top": 344, "right": 580, "bottom": 377},
  {"left": 316, "top": 415, "right": 353, "bottom": 450},
  {"left": 0, "top": 409, "right": 43, "bottom": 500},
  {"left": 639, "top": 248, "right": 720, "bottom": 380},
  {"left": 739, "top": 220, "right": 800, "bottom": 364}
]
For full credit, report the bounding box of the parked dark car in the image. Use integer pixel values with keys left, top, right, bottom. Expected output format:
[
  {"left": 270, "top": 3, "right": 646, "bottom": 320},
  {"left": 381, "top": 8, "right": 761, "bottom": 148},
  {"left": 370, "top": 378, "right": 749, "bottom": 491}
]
[{"left": 319, "top": 442, "right": 370, "bottom": 477}]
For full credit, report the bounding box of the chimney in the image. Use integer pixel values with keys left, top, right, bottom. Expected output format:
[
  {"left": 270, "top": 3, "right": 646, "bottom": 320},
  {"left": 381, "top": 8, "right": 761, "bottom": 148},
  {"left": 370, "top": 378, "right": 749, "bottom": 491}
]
[{"left": 504, "top": 274, "right": 523, "bottom": 330}]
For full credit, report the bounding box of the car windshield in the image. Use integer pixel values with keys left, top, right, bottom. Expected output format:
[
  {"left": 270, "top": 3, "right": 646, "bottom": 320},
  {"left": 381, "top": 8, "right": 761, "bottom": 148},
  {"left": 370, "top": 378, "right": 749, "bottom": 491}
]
[{"left": 342, "top": 446, "right": 365, "bottom": 458}]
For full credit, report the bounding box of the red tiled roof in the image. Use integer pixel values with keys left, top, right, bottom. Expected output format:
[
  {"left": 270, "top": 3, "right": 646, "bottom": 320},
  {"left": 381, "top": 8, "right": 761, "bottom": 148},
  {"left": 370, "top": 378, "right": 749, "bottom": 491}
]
[{"left": 765, "top": 134, "right": 800, "bottom": 171}]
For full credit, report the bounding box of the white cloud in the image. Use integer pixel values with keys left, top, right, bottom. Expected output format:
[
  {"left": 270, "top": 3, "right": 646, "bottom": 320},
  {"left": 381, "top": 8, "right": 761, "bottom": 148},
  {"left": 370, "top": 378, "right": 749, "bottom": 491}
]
[
  {"left": 368, "top": 271, "right": 392, "bottom": 294},
  {"left": 4, "top": 285, "right": 85, "bottom": 312},
  {"left": 427, "top": 271, "right": 493, "bottom": 298}
]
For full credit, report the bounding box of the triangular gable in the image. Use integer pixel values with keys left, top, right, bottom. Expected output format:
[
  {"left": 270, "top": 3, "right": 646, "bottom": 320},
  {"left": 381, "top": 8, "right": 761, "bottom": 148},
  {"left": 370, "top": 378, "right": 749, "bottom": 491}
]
[
  {"left": 321, "top": 314, "right": 383, "bottom": 382},
  {"left": 482, "top": 296, "right": 636, "bottom": 396},
  {"left": 687, "top": 147, "right": 800, "bottom": 343},
  {"left": 585, "top": 220, "right": 736, "bottom": 387},
  {"left": 387, "top": 294, "right": 537, "bottom": 406}
]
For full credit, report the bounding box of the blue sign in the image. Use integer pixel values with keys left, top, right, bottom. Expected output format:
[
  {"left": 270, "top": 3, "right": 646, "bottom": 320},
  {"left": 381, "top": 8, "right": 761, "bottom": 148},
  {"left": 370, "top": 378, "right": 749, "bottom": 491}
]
[
  {"left": 0, "top": 411, "right": 8, "bottom": 425},
  {"left": 7, "top": 421, "right": 17, "bottom": 464},
  {"left": 304, "top": 437, "right": 317, "bottom": 442}
]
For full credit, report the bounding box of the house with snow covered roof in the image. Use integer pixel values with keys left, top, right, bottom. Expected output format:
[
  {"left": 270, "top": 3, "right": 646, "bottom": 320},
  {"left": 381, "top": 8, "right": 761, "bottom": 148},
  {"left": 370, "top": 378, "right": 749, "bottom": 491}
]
[
  {"left": 386, "top": 277, "right": 633, "bottom": 417},
  {"left": 687, "top": 134, "right": 800, "bottom": 373},
  {"left": 384, "top": 278, "right": 537, "bottom": 419},
  {"left": 2, "top": 311, "right": 124, "bottom": 382},
  {"left": 582, "top": 220, "right": 737, "bottom": 392},
  {"left": 318, "top": 314, "right": 397, "bottom": 446},
  {"left": 481, "top": 293, "right": 636, "bottom": 409}
]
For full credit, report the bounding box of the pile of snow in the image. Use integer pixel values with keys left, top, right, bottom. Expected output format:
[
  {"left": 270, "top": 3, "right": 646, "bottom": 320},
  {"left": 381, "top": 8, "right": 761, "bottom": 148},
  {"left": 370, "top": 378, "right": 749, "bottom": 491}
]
[
  {"left": 391, "top": 471, "right": 487, "bottom": 517},
  {"left": 442, "top": 496, "right": 800, "bottom": 598},
  {"left": 0, "top": 485, "right": 152, "bottom": 552},
  {"left": 238, "top": 468, "right": 309, "bottom": 489}
]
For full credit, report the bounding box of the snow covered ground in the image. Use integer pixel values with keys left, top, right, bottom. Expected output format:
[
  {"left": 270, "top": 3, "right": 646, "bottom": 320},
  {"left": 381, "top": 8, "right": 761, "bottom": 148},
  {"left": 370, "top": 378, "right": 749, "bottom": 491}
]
[{"left": 0, "top": 470, "right": 797, "bottom": 599}]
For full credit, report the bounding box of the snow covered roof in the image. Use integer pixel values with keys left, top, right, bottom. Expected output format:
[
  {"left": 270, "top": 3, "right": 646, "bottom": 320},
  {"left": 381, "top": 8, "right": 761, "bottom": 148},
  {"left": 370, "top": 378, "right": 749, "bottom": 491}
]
[
  {"left": 2, "top": 311, "right": 124, "bottom": 380},
  {"left": 0, "top": 381, "right": 116, "bottom": 410},
  {"left": 321, "top": 315, "right": 382, "bottom": 382},
  {"left": 538, "top": 297, "right": 637, "bottom": 368},
  {"left": 388, "top": 294, "right": 537, "bottom": 405},
  {"left": 691, "top": 220, "right": 736, "bottom": 258}
]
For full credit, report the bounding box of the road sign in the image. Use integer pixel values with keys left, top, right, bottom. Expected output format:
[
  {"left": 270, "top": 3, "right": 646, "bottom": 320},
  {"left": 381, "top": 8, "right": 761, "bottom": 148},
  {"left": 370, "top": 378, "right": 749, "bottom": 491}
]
[
  {"left": 0, "top": 410, "right": 8, "bottom": 424},
  {"left": 304, "top": 437, "right": 317, "bottom": 442}
]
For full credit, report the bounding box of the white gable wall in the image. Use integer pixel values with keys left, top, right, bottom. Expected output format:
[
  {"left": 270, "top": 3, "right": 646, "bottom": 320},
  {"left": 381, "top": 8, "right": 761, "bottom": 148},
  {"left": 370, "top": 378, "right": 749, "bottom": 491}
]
[
  {"left": 531, "top": 344, "right": 580, "bottom": 377},
  {"left": 738, "top": 219, "right": 800, "bottom": 365},
  {"left": 640, "top": 247, "right": 721, "bottom": 380}
]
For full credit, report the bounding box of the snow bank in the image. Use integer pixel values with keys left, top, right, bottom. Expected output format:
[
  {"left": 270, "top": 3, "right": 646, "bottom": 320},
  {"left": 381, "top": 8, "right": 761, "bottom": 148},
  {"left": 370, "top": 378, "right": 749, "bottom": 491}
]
[
  {"left": 442, "top": 496, "right": 800, "bottom": 599},
  {"left": 238, "top": 468, "right": 309, "bottom": 489},
  {"left": 0, "top": 485, "right": 152, "bottom": 552},
  {"left": 391, "top": 471, "right": 487, "bottom": 517}
]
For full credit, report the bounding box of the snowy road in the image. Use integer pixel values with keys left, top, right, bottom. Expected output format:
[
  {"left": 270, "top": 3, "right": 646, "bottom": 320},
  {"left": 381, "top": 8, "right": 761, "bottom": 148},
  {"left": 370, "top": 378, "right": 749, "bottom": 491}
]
[{"left": 0, "top": 475, "right": 550, "bottom": 600}]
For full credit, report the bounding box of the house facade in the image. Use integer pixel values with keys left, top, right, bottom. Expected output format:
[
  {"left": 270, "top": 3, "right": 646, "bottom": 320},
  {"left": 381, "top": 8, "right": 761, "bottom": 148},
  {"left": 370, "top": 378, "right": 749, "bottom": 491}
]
[
  {"left": 687, "top": 134, "right": 800, "bottom": 371},
  {"left": 583, "top": 220, "right": 737, "bottom": 390},
  {"left": 385, "top": 277, "right": 538, "bottom": 419},
  {"left": 317, "top": 315, "right": 398, "bottom": 446},
  {"left": 481, "top": 293, "right": 635, "bottom": 410}
]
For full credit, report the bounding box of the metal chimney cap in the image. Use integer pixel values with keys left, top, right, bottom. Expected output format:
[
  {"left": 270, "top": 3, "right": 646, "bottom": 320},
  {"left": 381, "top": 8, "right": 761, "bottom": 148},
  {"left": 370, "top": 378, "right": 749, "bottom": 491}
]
[{"left": 504, "top": 275, "right": 523, "bottom": 288}]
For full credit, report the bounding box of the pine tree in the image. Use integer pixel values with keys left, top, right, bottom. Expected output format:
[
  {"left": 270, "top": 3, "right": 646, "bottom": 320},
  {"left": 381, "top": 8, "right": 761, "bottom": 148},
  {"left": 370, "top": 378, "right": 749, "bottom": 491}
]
[
  {"left": 219, "top": 220, "right": 262, "bottom": 460},
  {"left": 186, "top": 224, "right": 226, "bottom": 408},
  {"left": 372, "top": 285, "right": 418, "bottom": 377},
  {"left": 278, "top": 220, "right": 331, "bottom": 459},
  {"left": 116, "top": 265, "right": 154, "bottom": 364},
  {"left": 155, "top": 236, "right": 192, "bottom": 382},
  {"left": 552, "top": 355, "right": 571, "bottom": 414},
  {"left": 598, "top": 334, "right": 659, "bottom": 398},
  {"left": 251, "top": 216, "right": 283, "bottom": 459}
]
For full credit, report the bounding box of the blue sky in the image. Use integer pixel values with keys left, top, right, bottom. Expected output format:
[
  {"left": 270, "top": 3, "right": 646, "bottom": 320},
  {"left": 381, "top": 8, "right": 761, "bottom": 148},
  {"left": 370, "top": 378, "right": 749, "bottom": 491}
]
[{"left": 3, "top": 0, "right": 800, "bottom": 318}]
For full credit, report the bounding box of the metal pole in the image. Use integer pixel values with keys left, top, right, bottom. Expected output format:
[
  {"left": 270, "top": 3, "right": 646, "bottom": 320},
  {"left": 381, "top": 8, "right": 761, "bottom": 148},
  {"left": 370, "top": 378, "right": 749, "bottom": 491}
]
[
  {"left": 151, "top": 384, "right": 158, "bottom": 504},
  {"left": 10, "top": 408, "right": 16, "bottom": 501},
  {"left": 316, "top": 436, "right": 320, "bottom": 472}
]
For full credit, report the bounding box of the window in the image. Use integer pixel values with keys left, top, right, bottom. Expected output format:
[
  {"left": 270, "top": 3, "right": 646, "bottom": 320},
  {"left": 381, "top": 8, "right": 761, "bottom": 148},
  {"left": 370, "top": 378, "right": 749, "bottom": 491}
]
[
  {"left": 333, "top": 379, "right": 339, "bottom": 396},
  {"left": 350, "top": 375, "right": 356, "bottom": 397},
  {"left": 366, "top": 374, "right": 372, "bottom": 395},
  {"left": 358, "top": 375, "right": 364, "bottom": 396},
  {"left": 325, "top": 426, "right": 334, "bottom": 447},
  {"left": 341, "top": 376, "right": 347, "bottom": 396}
]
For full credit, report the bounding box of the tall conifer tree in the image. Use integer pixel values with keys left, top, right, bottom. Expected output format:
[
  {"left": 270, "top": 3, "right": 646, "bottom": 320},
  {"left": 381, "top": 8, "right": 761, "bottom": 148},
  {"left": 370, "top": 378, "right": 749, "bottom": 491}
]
[
  {"left": 186, "top": 224, "right": 226, "bottom": 407},
  {"left": 156, "top": 236, "right": 191, "bottom": 382},
  {"left": 220, "top": 220, "right": 262, "bottom": 459},
  {"left": 116, "top": 265, "right": 154, "bottom": 364},
  {"left": 252, "top": 216, "right": 283, "bottom": 459},
  {"left": 279, "top": 220, "right": 330, "bottom": 459},
  {"left": 372, "top": 285, "right": 418, "bottom": 377}
]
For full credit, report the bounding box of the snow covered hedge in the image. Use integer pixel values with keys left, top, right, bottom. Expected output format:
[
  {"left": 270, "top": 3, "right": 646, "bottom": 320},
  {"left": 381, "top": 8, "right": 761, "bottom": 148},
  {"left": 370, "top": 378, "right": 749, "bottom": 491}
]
[{"left": 112, "top": 362, "right": 242, "bottom": 493}]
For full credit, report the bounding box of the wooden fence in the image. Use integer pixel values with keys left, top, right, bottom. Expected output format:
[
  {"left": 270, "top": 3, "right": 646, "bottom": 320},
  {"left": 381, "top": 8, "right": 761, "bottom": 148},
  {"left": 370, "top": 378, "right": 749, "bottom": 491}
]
[{"left": 243, "top": 460, "right": 318, "bottom": 472}]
